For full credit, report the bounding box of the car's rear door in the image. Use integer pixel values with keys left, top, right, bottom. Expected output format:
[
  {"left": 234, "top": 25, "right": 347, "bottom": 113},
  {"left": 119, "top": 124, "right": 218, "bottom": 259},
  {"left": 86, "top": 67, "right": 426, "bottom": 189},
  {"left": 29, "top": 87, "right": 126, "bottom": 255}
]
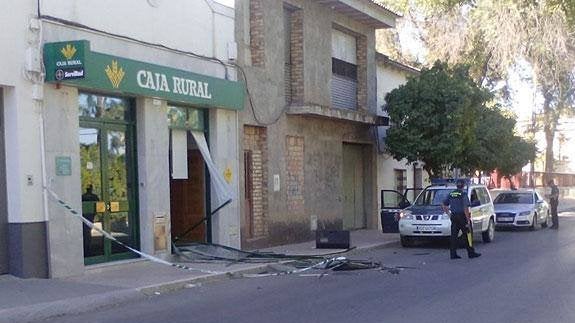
[
  {"left": 534, "top": 192, "right": 546, "bottom": 221},
  {"left": 477, "top": 188, "right": 493, "bottom": 231}
]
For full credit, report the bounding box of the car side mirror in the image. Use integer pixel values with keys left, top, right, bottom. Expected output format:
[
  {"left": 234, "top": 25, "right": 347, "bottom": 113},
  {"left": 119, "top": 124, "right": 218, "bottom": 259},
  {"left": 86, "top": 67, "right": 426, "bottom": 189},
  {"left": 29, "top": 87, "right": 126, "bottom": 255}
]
[
  {"left": 399, "top": 200, "right": 411, "bottom": 209},
  {"left": 470, "top": 200, "right": 480, "bottom": 207}
]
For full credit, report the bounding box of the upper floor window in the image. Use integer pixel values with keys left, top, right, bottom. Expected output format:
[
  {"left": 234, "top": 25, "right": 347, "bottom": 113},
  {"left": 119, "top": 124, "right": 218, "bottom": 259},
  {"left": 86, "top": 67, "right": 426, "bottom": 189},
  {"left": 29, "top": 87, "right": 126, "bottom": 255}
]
[{"left": 331, "top": 29, "right": 358, "bottom": 110}]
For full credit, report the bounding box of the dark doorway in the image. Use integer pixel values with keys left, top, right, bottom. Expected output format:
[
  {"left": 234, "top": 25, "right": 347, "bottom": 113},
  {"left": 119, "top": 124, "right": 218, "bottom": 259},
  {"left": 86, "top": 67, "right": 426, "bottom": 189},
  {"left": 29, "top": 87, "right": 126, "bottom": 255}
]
[
  {"left": 0, "top": 88, "right": 8, "bottom": 274},
  {"left": 243, "top": 150, "right": 254, "bottom": 239},
  {"left": 170, "top": 134, "right": 207, "bottom": 243}
]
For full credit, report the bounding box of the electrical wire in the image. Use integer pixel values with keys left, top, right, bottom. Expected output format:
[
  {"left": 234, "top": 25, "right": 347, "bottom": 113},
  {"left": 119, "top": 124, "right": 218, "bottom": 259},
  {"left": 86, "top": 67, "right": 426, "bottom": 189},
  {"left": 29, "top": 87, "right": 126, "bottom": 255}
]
[
  {"left": 37, "top": 2, "right": 294, "bottom": 127},
  {"left": 232, "top": 62, "right": 291, "bottom": 126},
  {"left": 37, "top": 14, "right": 231, "bottom": 79}
]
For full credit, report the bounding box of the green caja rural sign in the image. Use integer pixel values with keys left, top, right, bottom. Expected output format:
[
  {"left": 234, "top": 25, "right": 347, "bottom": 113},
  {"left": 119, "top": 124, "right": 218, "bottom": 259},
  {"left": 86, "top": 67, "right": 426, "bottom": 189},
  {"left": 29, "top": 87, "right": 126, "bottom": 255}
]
[{"left": 44, "top": 40, "right": 244, "bottom": 110}]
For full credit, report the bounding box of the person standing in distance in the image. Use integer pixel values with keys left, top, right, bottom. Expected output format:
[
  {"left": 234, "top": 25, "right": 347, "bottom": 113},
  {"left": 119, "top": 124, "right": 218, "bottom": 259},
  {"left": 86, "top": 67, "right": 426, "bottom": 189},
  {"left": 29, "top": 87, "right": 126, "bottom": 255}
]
[
  {"left": 442, "top": 179, "right": 481, "bottom": 259},
  {"left": 548, "top": 179, "right": 560, "bottom": 230}
]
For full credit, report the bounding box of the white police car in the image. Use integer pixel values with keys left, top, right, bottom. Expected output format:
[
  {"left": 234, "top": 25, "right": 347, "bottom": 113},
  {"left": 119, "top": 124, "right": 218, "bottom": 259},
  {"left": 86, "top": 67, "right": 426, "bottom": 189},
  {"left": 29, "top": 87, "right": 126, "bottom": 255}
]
[{"left": 398, "top": 179, "right": 496, "bottom": 247}]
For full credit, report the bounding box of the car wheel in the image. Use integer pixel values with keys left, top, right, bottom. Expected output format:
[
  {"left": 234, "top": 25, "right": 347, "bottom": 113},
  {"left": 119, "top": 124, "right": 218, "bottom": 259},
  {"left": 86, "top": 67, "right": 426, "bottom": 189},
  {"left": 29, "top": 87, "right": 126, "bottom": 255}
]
[
  {"left": 541, "top": 211, "right": 549, "bottom": 228},
  {"left": 400, "top": 235, "right": 413, "bottom": 247},
  {"left": 482, "top": 218, "right": 495, "bottom": 243},
  {"left": 530, "top": 213, "right": 538, "bottom": 231}
]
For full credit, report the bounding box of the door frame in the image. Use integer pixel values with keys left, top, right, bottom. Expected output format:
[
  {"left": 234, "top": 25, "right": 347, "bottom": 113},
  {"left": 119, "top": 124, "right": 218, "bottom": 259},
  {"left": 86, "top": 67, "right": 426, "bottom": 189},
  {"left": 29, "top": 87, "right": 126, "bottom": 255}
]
[
  {"left": 342, "top": 143, "right": 367, "bottom": 230},
  {"left": 167, "top": 105, "right": 212, "bottom": 244},
  {"left": 79, "top": 93, "right": 139, "bottom": 265},
  {"left": 0, "top": 88, "right": 7, "bottom": 274}
]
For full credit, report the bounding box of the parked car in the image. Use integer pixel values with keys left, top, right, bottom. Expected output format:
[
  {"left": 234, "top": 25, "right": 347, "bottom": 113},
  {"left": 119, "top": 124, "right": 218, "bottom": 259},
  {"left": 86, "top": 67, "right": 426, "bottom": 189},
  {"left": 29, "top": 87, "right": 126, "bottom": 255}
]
[
  {"left": 398, "top": 179, "right": 496, "bottom": 247},
  {"left": 493, "top": 190, "right": 549, "bottom": 229}
]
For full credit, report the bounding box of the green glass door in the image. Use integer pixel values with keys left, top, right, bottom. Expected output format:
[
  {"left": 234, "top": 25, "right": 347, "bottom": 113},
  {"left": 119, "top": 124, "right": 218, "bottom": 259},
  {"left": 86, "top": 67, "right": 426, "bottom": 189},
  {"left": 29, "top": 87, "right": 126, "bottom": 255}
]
[{"left": 79, "top": 93, "right": 138, "bottom": 265}]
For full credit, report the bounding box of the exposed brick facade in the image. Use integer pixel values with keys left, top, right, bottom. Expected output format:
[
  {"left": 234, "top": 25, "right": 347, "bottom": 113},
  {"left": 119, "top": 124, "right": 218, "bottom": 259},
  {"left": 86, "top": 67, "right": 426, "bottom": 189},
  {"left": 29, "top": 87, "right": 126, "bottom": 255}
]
[
  {"left": 356, "top": 34, "right": 368, "bottom": 111},
  {"left": 243, "top": 126, "right": 268, "bottom": 238},
  {"left": 289, "top": 9, "right": 304, "bottom": 104},
  {"left": 286, "top": 135, "right": 305, "bottom": 214},
  {"left": 250, "top": 0, "right": 265, "bottom": 67}
]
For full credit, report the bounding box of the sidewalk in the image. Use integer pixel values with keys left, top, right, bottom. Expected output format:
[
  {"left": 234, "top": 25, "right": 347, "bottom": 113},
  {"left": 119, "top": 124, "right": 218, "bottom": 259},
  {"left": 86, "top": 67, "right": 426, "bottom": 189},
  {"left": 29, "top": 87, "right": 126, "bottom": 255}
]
[
  {"left": 559, "top": 197, "right": 575, "bottom": 212},
  {"left": 0, "top": 230, "right": 398, "bottom": 323}
]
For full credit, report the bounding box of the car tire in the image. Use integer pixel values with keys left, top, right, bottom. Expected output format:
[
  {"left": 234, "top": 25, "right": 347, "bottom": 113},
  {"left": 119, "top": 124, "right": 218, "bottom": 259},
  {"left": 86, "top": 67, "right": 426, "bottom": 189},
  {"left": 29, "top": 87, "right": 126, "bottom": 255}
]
[
  {"left": 482, "top": 218, "right": 495, "bottom": 243},
  {"left": 542, "top": 212, "right": 549, "bottom": 228},
  {"left": 530, "top": 213, "right": 538, "bottom": 231},
  {"left": 400, "top": 235, "right": 413, "bottom": 247}
]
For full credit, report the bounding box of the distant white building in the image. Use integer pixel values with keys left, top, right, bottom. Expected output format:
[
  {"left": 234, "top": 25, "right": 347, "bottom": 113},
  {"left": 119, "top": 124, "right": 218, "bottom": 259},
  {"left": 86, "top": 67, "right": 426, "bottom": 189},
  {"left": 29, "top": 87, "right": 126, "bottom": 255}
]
[{"left": 375, "top": 53, "right": 428, "bottom": 206}]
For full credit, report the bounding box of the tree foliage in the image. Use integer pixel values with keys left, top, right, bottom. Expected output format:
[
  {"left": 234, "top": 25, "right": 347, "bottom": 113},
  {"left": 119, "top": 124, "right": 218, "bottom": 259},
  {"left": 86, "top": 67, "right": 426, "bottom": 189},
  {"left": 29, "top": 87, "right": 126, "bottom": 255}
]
[
  {"left": 385, "top": 61, "right": 536, "bottom": 178},
  {"left": 378, "top": 0, "right": 575, "bottom": 174}
]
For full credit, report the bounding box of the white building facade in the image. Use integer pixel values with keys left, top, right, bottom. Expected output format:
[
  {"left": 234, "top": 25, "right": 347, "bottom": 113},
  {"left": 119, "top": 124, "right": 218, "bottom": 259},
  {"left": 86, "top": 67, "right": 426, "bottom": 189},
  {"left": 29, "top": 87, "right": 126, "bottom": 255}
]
[
  {"left": 375, "top": 54, "right": 428, "bottom": 216},
  {"left": 1, "top": 0, "right": 243, "bottom": 278}
]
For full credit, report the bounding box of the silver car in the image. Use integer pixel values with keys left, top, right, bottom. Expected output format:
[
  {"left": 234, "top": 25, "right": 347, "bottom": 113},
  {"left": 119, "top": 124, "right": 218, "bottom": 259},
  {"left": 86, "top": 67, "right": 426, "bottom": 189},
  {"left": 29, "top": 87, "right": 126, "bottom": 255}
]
[{"left": 493, "top": 190, "right": 550, "bottom": 229}]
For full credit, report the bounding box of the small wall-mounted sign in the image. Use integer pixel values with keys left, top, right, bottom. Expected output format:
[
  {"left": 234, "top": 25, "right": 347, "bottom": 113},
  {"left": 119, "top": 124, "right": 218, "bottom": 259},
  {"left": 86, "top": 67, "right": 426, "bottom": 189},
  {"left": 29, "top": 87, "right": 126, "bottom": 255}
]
[
  {"left": 273, "top": 174, "right": 280, "bottom": 192},
  {"left": 55, "top": 156, "right": 72, "bottom": 176},
  {"left": 95, "top": 201, "right": 106, "bottom": 213},
  {"left": 110, "top": 201, "right": 120, "bottom": 213},
  {"left": 224, "top": 167, "right": 233, "bottom": 184}
]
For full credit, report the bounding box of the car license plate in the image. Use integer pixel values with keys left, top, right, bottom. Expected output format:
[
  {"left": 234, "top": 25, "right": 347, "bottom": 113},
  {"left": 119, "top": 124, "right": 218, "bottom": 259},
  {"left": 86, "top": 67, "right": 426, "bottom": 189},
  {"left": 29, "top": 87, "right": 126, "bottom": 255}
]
[
  {"left": 498, "top": 217, "right": 513, "bottom": 222},
  {"left": 416, "top": 225, "right": 436, "bottom": 231}
]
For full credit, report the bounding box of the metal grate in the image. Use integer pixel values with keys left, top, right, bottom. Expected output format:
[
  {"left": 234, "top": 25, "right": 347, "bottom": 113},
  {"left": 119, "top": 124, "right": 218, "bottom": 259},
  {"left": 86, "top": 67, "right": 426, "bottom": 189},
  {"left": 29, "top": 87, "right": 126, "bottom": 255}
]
[{"left": 331, "top": 75, "right": 357, "bottom": 110}]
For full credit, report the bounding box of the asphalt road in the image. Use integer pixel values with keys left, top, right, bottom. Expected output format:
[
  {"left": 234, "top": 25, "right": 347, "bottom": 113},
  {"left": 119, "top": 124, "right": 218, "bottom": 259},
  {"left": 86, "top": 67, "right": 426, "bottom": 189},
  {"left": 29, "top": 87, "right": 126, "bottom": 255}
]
[{"left": 50, "top": 211, "right": 575, "bottom": 323}]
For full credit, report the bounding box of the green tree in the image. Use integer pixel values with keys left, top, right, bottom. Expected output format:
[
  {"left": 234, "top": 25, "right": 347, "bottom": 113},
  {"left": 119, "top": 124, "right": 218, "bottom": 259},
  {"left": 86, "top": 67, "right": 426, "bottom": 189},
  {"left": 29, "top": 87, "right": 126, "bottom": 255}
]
[
  {"left": 378, "top": 0, "right": 575, "bottom": 174},
  {"left": 497, "top": 136, "right": 537, "bottom": 186},
  {"left": 384, "top": 62, "right": 490, "bottom": 177},
  {"left": 385, "top": 61, "right": 537, "bottom": 178}
]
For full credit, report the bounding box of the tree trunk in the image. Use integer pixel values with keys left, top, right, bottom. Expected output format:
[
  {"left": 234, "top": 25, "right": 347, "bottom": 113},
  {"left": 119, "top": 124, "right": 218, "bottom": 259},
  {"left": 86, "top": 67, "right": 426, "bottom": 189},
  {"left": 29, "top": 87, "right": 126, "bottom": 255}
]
[
  {"left": 544, "top": 125, "right": 555, "bottom": 174},
  {"left": 542, "top": 91, "right": 557, "bottom": 183},
  {"left": 504, "top": 175, "right": 516, "bottom": 190}
]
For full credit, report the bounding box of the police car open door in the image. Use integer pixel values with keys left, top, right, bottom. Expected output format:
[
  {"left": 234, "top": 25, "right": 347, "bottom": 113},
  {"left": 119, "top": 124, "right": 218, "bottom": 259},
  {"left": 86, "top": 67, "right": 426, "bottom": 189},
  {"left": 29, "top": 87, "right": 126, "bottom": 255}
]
[{"left": 380, "top": 190, "right": 411, "bottom": 233}]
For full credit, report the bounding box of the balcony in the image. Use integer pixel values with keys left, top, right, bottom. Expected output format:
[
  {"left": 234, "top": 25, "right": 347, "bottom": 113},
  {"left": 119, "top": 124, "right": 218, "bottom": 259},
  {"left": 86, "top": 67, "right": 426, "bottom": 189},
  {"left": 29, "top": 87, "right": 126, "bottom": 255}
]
[
  {"left": 316, "top": 0, "right": 399, "bottom": 29},
  {"left": 286, "top": 104, "right": 388, "bottom": 125}
]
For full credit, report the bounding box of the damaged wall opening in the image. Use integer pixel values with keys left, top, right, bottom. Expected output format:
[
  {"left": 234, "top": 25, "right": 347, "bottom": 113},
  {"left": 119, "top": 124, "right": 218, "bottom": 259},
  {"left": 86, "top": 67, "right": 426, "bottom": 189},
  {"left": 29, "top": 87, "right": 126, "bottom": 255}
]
[
  {"left": 243, "top": 125, "right": 268, "bottom": 241},
  {"left": 168, "top": 106, "right": 209, "bottom": 244}
]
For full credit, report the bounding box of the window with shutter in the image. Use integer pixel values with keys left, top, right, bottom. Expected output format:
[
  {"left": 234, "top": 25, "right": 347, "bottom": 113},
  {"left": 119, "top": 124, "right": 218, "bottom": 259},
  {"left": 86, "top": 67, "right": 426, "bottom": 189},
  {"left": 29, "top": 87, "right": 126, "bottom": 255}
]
[{"left": 331, "top": 29, "right": 357, "bottom": 110}]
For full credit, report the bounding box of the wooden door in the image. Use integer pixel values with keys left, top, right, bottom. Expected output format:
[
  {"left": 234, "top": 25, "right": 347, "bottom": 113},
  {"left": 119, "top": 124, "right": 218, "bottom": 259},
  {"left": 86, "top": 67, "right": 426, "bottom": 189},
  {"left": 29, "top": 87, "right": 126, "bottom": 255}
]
[
  {"left": 170, "top": 150, "right": 206, "bottom": 243},
  {"left": 343, "top": 144, "right": 365, "bottom": 230}
]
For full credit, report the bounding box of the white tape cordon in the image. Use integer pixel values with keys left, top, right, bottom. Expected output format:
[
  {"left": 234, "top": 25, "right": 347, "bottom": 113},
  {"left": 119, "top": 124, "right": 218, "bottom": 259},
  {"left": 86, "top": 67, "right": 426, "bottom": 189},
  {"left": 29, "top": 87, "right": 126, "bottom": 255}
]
[{"left": 44, "top": 186, "right": 221, "bottom": 275}]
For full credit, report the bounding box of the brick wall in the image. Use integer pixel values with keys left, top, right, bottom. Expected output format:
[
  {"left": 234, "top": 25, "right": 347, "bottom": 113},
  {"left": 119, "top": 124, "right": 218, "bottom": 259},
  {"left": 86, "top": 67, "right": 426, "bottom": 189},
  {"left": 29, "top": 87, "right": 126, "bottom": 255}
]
[
  {"left": 290, "top": 9, "right": 304, "bottom": 104},
  {"left": 356, "top": 34, "right": 368, "bottom": 111},
  {"left": 250, "top": 0, "right": 265, "bottom": 67},
  {"left": 286, "top": 135, "right": 305, "bottom": 214},
  {"left": 243, "top": 126, "right": 268, "bottom": 238}
]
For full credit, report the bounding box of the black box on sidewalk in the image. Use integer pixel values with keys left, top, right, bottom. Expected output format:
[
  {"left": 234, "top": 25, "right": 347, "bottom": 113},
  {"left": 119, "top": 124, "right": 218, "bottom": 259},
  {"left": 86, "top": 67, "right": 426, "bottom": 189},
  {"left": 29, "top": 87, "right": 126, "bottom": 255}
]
[{"left": 315, "top": 230, "right": 350, "bottom": 249}]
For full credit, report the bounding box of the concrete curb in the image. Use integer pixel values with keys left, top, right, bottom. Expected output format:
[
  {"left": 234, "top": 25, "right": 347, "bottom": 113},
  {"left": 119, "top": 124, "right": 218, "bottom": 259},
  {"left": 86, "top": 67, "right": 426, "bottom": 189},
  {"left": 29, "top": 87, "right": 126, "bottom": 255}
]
[{"left": 0, "top": 237, "right": 399, "bottom": 322}]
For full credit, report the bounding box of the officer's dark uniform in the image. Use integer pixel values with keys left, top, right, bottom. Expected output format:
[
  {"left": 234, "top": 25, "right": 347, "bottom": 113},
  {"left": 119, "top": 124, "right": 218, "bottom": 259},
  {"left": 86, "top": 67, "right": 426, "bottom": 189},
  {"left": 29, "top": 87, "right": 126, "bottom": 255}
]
[
  {"left": 82, "top": 185, "right": 100, "bottom": 257},
  {"left": 549, "top": 181, "right": 560, "bottom": 229},
  {"left": 443, "top": 184, "right": 480, "bottom": 259}
]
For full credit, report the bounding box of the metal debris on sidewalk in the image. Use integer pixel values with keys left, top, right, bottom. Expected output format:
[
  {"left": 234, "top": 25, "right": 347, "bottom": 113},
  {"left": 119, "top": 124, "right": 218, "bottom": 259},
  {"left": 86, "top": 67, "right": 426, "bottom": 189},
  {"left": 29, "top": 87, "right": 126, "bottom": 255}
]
[
  {"left": 173, "top": 242, "right": 415, "bottom": 278},
  {"left": 242, "top": 257, "right": 382, "bottom": 278},
  {"left": 173, "top": 241, "right": 354, "bottom": 264}
]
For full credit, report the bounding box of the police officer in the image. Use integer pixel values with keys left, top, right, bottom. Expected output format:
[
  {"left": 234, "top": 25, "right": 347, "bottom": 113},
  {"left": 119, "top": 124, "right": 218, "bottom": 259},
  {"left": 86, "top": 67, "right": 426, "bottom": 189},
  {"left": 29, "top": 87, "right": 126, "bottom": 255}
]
[
  {"left": 442, "top": 179, "right": 481, "bottom": 259},
  {"left": 547, "top": 179, "right": 560, "bottom": 230}
]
